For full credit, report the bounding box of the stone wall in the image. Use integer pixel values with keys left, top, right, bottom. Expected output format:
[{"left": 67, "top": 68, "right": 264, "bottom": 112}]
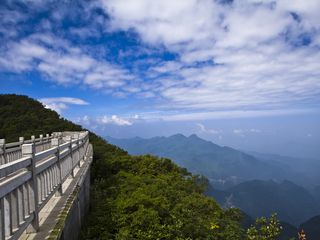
[{"left": 58, "top": 163, "right": 91, "bottom": 240}]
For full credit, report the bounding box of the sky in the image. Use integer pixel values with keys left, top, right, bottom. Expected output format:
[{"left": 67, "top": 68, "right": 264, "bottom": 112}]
[{"left": 0, "top": 0, "right": 320, "bottom": 159}]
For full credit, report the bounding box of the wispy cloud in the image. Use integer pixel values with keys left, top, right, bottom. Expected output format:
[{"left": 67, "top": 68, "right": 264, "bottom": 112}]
[
  {"left": 153, "top": 108, "right": 317, "bottom": 121},
  {"left": 233, "top": 128, "right": 262, "bottom": 137},
  {"left": 196, "top": 123, "right": 221, "bottom": 134},
  {"left": 39, "top": 97, "right": 89, "bottom": 113},
  {"left": 75, "top": 114, "right": 134, "bottom": 128},
  {"left": 0, "top": 33, "right": 134, "bottom": 91},
  {"left": 99, "top": 115, "right": 133, "bottom": 126}
]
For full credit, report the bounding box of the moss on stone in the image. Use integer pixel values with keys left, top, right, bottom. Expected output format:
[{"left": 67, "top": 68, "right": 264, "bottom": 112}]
[{"left": 48, "top": 185, "right": 80, "bottom": 240}]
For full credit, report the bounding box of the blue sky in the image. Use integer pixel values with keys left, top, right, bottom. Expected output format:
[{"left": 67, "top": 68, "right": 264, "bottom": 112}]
[{"left": 0, "top": 0, "right": 320, "bottom": 158}]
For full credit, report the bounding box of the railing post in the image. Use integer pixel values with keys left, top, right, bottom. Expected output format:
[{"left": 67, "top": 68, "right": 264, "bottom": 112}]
[
  {"left": 45, "top": 134, "right": 49, "bottom": 150},
  {"left": 65, "top": 136, "right": 75, "bottom": 178},
  {"left": 0, "top": 195, "right": 10, "bottom": 240},
  {"left": 22, "top": 143, "right": 39, "bottom": 233},
  {"left": 19, "top": 137, "right": 24, "bottom": 145},
  {"left": 78, "top": 135, "right": 82, "bottom": 164},
  {"left": 71, "top": 134, "right": 79, "bottom": 168},
  {"left": 39, "top": 134, "right": 43, "bottom": 151},
  {"left": 78, "top": 135, "right": 82, "bottom": 167},
  {"left": 51, "top": 138, "right": 63, "bottom": 196},
  {"left": 0, "top": 139, "right": 7, "bottom": 165},
  {"left": 18, "top": 137, "right": 24, "bottom": 160}
]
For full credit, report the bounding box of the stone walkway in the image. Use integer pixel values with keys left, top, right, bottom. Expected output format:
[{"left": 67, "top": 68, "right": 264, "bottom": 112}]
[{"left": 20, "top": 164, "right": 82, "bottom": 240}]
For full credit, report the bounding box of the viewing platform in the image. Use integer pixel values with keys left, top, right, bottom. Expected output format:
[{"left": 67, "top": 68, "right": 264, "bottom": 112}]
[{"left": 0, "top": 131, "right": 93, "bottom": 240}]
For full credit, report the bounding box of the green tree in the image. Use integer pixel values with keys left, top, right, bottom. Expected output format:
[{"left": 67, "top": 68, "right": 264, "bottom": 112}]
[{"left": 247, "top": 214, "right": 282, "bottom": 240}]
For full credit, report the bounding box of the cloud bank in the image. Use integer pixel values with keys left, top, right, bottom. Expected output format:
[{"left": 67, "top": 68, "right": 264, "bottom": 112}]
[
  {"left": 1, "top": 0, "right": 320, "bottom": 120},
  {"left": 101, "top": 0, "right": 320, "bottom": 112}
]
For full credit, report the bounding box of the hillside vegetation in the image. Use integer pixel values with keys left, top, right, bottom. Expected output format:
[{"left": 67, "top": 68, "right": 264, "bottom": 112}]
[
  {"left": 0, "top": 94, "right": 282, "bottom": 239},
  {"left": 108, "top": 135, "right": 320, "bottom": 227}
]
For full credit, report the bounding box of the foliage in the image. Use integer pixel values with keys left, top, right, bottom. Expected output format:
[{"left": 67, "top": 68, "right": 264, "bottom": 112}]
[
  {"left": 247, "top": 214, "right": 282, "bottom": 240},
  {"left": 85, "top": 154, "right": 246, "bottom": 239}
]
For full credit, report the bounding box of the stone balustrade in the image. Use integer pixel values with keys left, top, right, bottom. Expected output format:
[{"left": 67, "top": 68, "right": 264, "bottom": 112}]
[
  {"left": 0, "top": 134, "right": 53, "bottom": 165},
  {"left": 0, "top": 131, "right": 90, "bottom": 240}
]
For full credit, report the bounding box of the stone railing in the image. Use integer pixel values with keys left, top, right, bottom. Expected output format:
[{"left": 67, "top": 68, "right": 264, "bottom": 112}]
[
  {"left": 0, "top": 131, "right": 90, "bottom": 240},
  {"left": 0, "top": 134, "right": 53, "bottom": 165}
]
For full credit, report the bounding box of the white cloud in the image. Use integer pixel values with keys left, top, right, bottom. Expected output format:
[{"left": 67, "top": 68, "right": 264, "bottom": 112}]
[
  {"left": 0, "top": 33, "right": 134, "bottom": 90},
  {"left": 39, "top": 97, "right": 89, "bottom": 113},
  {"left": 42, "top": 102, "right": 68, "bottom": 114},
  {"left": 155, "top": 108, "right": 317, "bottom": 121},
  {"left": 196, "top": 123, "right": 221, "bottom": 134},
  {"left": 100, "top": 0, "right": 320, "bottom": 115},
  {"left": 233, "top": 128, "right": 262, "bottom": 137},
  {"left": 102, "top": 0, "right": 320, "bottom": 50},
  {"left": 100, "top": 0, "right": 218, "bottom": 46},
  {"left": 40, "top": 97, "right": 89, "bottom": 105},
  {"left": 233, "top": 129, "right": 245, "bottom": 135},
  {"left": 99, "top": 115, "right": 132, "bottom": 126},
  {"left": 250, "top": 128, "right": 262, "bottom": 133},
  {"left": 75, "top": 113, "right": 141, "bottom": 131}
]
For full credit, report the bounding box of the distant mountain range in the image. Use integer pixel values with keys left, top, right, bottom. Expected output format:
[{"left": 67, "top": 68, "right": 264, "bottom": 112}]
[
  {"left": 247, "top": 151, "right": 320, "bottom": 190},
  {"left": 106, "top": 134, "right": 319, "bottom": 189},
  {"left": 106, "top": 134, "right": 320, "bottom": 226}
]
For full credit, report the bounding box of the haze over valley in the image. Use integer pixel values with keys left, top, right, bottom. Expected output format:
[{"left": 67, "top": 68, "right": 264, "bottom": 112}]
[{"left": 107, "top": 134, "right": 320, "bottom": 226}]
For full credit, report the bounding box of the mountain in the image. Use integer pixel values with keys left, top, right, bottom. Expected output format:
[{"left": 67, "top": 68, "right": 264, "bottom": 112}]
[
  {"left": 209, "top": 179, "right": 320, "bottom": 226},
  {"left": 248, "top": 151, "right": 320, "bottom": 189},
  {"left": 299, "top": 215, "right": 320, "bottom": 240},
  {"left": 279, "top": 222, "right": 298, "bottom": 240},
  {"left": 313, "top": 185, "right": 320, "bottom": 202},
  {"left": 106, "top": 135, "right": 297, "bottom": 189}
]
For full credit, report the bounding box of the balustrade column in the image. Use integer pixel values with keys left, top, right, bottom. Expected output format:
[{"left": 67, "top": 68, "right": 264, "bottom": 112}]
[
  {"left": 65, "top": 136, "right": 75, "bottom": 178},
  {"left": 19, "top": 137, "right": 24, "bottom": 146},
  {"left": 51, "top": 138, "right": 63, "bottom": 196},
  {"left": 0, "top": 195, "right": 10, "bottom": 240},
  {"left": 72, "top": 134, "right": 79, "bottom": 168},
  {"left": 22, "top": 143, "right": 39, "bottom": 233},
  {"left": 19, "top": 137, "right": 24, "bottom": 160},
  {"left": 45, "top": 134, "right": 49, "bottom": 150},
  {"left": 39, "top": 134, "right": 43, "bottom": 151},
  {"left": 0, "top": 139, "right": 7, "bottom": 165}
]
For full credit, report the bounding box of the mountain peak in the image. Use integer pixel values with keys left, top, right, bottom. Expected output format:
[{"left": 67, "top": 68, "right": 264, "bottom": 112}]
[
  {"left": 169, "top": 133, "right": 187, "bottom": 139},
  {"left": 189, "top": 134, "right": 199, "bottom": 139}
]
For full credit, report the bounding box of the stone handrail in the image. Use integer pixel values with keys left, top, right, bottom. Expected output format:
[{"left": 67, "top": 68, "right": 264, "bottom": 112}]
[
  {"left": 0, "top": 131, "right": 90, "bottom": 240},
  {"left": 0, "top": 134, "right": 54, "bottom": 165}
]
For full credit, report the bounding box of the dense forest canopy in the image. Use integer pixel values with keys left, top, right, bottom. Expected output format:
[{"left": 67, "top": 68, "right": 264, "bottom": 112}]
[{"left": 0, "top": 94, "right": 283, "bottom": 239}]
